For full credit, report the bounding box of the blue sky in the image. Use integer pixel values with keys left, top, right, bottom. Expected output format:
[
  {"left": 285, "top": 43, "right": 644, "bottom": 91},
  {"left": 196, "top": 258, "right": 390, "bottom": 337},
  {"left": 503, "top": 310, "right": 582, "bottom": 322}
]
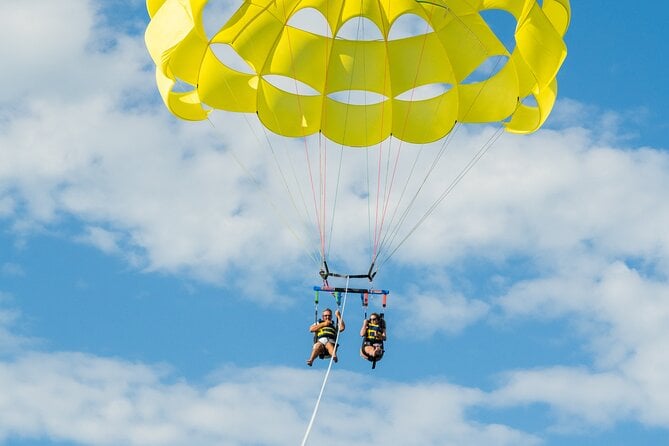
[{"left": 1, "top": 0, "right": 669, "bottom": 445}]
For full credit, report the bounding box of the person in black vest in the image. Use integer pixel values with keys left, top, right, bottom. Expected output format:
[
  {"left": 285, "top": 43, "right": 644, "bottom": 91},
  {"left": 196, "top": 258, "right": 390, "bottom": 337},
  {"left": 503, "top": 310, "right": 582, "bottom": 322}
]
[
  {"left": 360, "top": 313, "right": 386, "bottom": 362},
  {"left": 307, "top": 308, "right": 345, "bottom": 366}
]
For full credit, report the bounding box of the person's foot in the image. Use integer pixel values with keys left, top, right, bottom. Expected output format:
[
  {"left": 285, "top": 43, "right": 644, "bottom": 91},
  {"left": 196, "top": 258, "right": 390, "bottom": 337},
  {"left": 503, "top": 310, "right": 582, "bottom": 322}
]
[
  {"left": 306, "top": 359, "right": 313, "bottom": 366},
  {"left": 333, "top": 356, "right": 338, "bottom": 363}
]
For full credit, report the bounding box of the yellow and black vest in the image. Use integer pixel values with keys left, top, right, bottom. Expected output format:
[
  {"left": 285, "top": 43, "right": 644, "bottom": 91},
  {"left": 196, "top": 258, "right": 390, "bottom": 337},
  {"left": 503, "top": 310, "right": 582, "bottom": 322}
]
[
  {"left": 316, "top": 321, "right": 337, "bottom": 339},
  {"left": 364, "top": 321, "right": 383, "bottom": 343}
]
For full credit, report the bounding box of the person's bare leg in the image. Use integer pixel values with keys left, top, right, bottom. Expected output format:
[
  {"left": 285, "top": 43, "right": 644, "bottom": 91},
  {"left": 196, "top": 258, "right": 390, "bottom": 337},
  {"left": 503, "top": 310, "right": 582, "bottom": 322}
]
[
  {"left": 325, "top": 342, "right": 337, "bottom": 362},
  {"left": 307, "top": 343, "right": 323, "bottom": 366}
]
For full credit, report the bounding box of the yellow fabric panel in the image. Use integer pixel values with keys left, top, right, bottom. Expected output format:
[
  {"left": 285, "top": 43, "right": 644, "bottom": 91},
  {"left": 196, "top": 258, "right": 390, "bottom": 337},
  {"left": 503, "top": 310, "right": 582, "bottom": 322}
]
[
  {"left": 213, "top": 4, "right": 285, "bottom": 73},
  {"left": 385, "top": 0, "right": 433, "bottom": 29},
  {"left": 263, "top": 0, "right": 304, "bottom": 23},
  {"left": 457, "top": 60, "right": 519, "bottom": 123},
  {"left": 386, "top": 33, "right": 454, "bottom": 96},
  {"left": 515, "top": 1, "right": 567, "bottom": 87},
  {"left": 267, "top": 27, "right": 330, "bottom": 92},
  {"left": 506, "top": 78, "right": 558, "bottom": 133},
  {"left": 432, "top": 12, "right": 506, "bottom": 82},
  {"left": 155, "top": 68, "right": 209, "bottom": 120},
  {"left": 480, "top": 0, "right": 525, "bottom": 18},
  {"left": 198, "top": 48, "right": 258, "bottom": 112},
  {"left": 146, "top": 0, "right": 168, "bottom": 18},
  {"left": 392, "top": 91, "right": 458, "bottom": 143},
  {"left": 473, "top": 0, "right": 568, "bottom": 132},
  {"left": 145, "top": 0, "right": 210, "bottom": 121},
  {"left": 286, "top": 0, "right": 345, "bottom": 38},
  {"left": 164, "top": 29, "right": 208, "bottom": 85},
  {"left": 418, "top": 1, "right": 475, "bottom": 18},
  {"left": 322, "top": 99, "right": 391, "bottom": 147},
  {"left": 325, "top": 40, "right": 391, "bottom": 97},
  {"left": 146, "top": 0, "right": 193, "bottom": 69},
  {"left": 509, "top": 50, "right": 534, "bottom": 99},
  {"left": 145, "top": 0, "right": 570, "bottom": 143},
  {"left": 338, "top": 0, "right": 386, "bottom": 34},
  {"left": 543, "top": 0, "right": 571, "bottom": 35},
  {"left": 211, "top": 2, "right": 261, "bottom": 42},
  {"left": 258, "top": 78, "right": 323, "bottom": 137},
  {"left": 293, "top": 0, "right": 341, "bottom": 23}
]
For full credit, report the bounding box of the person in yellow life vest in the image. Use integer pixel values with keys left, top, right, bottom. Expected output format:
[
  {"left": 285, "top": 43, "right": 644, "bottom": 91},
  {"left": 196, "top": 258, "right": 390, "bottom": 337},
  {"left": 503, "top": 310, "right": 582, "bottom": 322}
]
[
  {"left": 307, "top": 308, "right": 345, "bottom": 366},
  {"left": 360, "top": 313, "right": 386, "bottom": 362}
]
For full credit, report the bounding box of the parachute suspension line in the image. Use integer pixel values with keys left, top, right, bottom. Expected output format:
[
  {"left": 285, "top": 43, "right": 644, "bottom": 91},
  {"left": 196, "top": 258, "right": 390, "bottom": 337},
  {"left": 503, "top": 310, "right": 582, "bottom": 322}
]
[
  {"left": 362, "top": 5, "right": 380, "bottom": 264},
  {"left": 300, "top": 277, "right": 350, "bottom": 446},
  {"left": 319, "top": 134, "right": 327, "bottom": 259},
  {"left": 366, "top": 145, "right": 375, "bottom": 260},
  {"left": 375, "top": 143, "right": 430, "bottom": 258},
  {"left": 364, "top": 125, "right": 386, "bottom": 267},
  {"left": 369, "top": 8, "right": 394, "bottom": 265},
  {"left": 321, "top": 0, "right": 348, "bottom": 262},
  {"left": 210, "top": 0, "right": 329, "bottom": 268},
  {"left": 375, "top": 130, "right": 456, "bottom": 259},
  {"left": 376, "top": 45, "right": 511, "bottom": 264},
  {"left": 320, "top": 6, "right": 372, "bottom": 266},
  {"left": 369, "top": 87, "right": 381, "bottom": 260},
  {"left": 373, "top": 129, "right": 404, "bottom": 262},
  {"left": 376, "top": 116, "right": 463, "bottom": 259},
  {"left": 318, "top": 129, "right": 328, "bottom": 260},
  {"left": 324, "top": 137, "right": 346, "bottom": 259},
  {"left": 377, "top": 125, "right": 505, "bottom": 269},
  {"left": 360, "top": 6, "right": 373, "bottom": 261},
  {"left": 302, "top": 128, "right": 327, "bottom": 261},
  {"left": 271, "top": 128, "right": 321, "bottom": 257},
  {"left": 202, "top": 15, "right": 327, "bottom": 267},
  {"left": 370, "top": 13, "right": 437, "bottom": 265},
  {"left": 374, "top": 138, "right": 400, "bottom": 261},
  {"left": 204, "top": 117, "right": 320, "bottom": 267},
  {"left": 374, "top": 3, "right": 512, "bottom": 268},
  {"left": 277, "top": 0, "right": 328, "bottom": 261},
  {"left": 259, "top": 125, "right": 319, "bottom": 243},
  {"left": 255, "top": 98, "right": 323, "bottom": 265}
]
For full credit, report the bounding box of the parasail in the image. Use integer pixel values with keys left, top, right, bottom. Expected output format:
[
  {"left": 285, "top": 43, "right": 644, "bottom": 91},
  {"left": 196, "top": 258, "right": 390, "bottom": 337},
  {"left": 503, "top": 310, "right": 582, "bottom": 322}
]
[{"left": 144, "top": 0, "right": 570, "bottom": 276}]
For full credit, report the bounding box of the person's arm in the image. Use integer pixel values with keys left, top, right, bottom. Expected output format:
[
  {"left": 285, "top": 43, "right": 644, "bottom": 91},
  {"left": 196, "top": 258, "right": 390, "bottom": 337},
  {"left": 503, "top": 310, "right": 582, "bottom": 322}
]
[
  {"left": 336, "top": 309, "right": 345, "bottom": 332},
  {"left": 310, "top": 321, "right": 325, "bottom": 333},
  {"left": 360, "top": 319, "right": 368, "bottom": 337}
]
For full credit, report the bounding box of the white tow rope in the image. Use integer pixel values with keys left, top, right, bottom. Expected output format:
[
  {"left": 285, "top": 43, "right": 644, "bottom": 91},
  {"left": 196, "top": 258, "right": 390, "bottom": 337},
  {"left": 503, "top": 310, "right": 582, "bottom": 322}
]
[{"left": 300, "top": 277, "right": 350, "bottom": 446}]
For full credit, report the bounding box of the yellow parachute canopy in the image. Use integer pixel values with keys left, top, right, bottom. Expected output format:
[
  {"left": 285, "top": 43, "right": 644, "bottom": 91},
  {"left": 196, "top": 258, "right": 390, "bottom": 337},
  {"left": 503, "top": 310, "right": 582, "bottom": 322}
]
[{"left": 145, "top": 0, "right": 570, "bottom": 147}]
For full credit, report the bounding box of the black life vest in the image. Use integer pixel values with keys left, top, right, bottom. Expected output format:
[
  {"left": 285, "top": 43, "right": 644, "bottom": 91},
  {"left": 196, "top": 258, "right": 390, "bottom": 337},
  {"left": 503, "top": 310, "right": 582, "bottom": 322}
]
[
  {"left": 363, "top": 320, "right": 384, "bottom": 344},
  {"left": 315, "top": 320, "right": 337, "bottom": 339}
]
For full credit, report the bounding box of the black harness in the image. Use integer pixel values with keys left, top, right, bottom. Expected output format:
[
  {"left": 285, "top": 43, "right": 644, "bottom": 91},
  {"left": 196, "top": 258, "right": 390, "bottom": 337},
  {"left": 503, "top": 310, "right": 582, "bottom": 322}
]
[{"left": 360, "top": 316, "right": 386, "bottom": 369}]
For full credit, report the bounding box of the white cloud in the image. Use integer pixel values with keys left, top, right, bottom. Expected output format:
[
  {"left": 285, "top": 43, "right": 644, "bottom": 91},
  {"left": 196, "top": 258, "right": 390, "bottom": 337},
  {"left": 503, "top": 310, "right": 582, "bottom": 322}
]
[
  {"left": 491, "top": 260, "right": 669, "bottom": 430},
  {"left": 0, "top": 352, "right": 540, "bottom": 446},
  {"left": 1, "top": 263, "right": 25, "bottom": 277},
  {"left": 394, "top": 126, "right": 669, "bottom": 267},
  {"left": 75, "top": 226, "right": 122, "bottom": 254},
  {"left": 0, "top": 293, "right": 34, "bottom": 354},
  {"left": 394, "top": 286, "right": 489, "bottom": 338},
  {"left": 0, "top": 0, "right": 151, "bottom": 105},
  {"left": 490, "top": 367, "right": 640, "bottom": 428},
  {"left": 0, "top": 0, "right": 95, "bottom": 103}
]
